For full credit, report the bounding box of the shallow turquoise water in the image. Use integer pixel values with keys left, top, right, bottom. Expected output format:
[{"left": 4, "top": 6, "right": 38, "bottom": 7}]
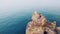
[{"left": 0, "top": 10, "right": 60, "bottom": 34}]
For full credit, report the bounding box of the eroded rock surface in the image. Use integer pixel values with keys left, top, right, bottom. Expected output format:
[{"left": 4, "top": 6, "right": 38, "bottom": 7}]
[{"left": 26, "top": 11, "right": 60, "bottom": 34}]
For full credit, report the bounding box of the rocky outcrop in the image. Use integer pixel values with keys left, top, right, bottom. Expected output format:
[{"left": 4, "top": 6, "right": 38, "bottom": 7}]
[{"left": 26, "top": 11, "right": 60, "bottom": 34}]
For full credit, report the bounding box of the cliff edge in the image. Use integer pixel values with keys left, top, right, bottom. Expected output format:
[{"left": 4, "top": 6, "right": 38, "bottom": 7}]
[{"left": 26, "top": 11, "right": 60, "bottom": 34}]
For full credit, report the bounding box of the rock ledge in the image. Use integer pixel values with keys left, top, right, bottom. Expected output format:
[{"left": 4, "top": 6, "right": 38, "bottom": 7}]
[{"left": 26, "top": 11, "right": 60, "bottom": 34}]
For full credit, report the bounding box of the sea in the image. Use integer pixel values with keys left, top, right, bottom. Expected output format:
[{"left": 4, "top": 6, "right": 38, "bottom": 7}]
[{"left": 0, "top": 9, "right": 60, "bottom": 34}]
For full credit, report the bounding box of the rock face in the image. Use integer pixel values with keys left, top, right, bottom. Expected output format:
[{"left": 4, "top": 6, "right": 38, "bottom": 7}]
[{"left": 26, "top": 11, "right": 60, "bottom": 34}]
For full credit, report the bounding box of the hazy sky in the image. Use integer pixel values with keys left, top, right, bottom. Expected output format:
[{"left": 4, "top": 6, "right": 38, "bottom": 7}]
[{"left": 0, "top": 0, "right": 60, "bottom": 17}]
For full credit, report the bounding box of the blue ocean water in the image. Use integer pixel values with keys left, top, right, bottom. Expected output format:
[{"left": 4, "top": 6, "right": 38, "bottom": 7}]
[{"left": 0, "top": 10, "right": 60, "bottom": 34}]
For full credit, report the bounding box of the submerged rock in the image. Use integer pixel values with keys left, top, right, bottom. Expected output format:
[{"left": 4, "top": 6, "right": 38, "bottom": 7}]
[{"left": 26, "top": 11, "right": 60, "bottom": 34}]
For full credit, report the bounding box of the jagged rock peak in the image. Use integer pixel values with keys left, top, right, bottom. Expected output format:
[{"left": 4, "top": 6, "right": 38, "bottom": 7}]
[
  {"left": 32, "top": 11, "right": 47, "bottom": 26},
  {"left": 26, "top": 11, "right": 60, "bottom": 34}
]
